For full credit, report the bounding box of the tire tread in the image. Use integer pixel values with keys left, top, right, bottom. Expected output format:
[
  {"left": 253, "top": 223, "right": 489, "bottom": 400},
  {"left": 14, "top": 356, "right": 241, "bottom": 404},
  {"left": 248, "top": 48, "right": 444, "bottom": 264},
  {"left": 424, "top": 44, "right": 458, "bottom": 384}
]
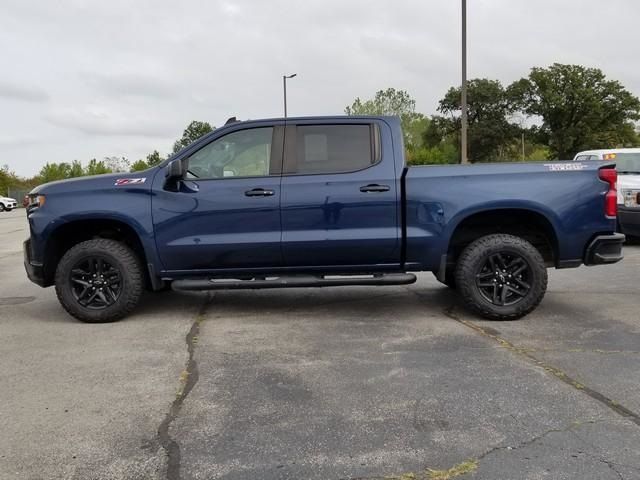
[
  {"left": 54, "top": 239, "right": 143, "bottom": 322},
  {"left": 455, "top": 234, "right": 547, "bottom": 321}
]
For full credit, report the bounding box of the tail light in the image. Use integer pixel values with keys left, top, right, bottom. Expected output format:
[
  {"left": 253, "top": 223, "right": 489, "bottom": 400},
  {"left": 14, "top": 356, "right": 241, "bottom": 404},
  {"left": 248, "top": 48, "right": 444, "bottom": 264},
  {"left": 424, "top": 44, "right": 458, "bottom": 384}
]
[{"left": 599, "top": 167, "right": 617, "bottom": 218}]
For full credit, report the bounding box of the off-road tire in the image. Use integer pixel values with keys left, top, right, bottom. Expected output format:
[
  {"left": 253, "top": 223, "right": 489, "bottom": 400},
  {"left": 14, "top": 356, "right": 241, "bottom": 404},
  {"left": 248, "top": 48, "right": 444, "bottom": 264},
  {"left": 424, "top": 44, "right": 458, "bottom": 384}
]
[
  {"left": 55, "top": 239, "right": 144, "bottom": 322},
  {"left": 455, "top": 234, "right": 547, "bottom": 320}
]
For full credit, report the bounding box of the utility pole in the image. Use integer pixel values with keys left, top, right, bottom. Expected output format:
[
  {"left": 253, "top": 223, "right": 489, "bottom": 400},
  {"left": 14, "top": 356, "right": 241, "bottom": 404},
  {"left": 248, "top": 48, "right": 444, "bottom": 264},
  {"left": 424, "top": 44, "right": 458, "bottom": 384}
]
[
  {"left": 460, "top": 0, "right": 469, "bottom": 164},
  {"left": 283, "top": 73, "right": 297, "bottom": 118}
]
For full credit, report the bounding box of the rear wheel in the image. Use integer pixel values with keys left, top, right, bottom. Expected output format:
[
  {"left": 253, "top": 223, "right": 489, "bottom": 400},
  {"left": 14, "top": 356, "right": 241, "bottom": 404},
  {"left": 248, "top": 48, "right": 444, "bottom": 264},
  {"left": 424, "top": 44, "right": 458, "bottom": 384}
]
[
  {"left": 55, "top": 239, "right": 144, "bottom": 322},
  {"left": 455, "top": 234, "right": 547, "bottom": 320}
]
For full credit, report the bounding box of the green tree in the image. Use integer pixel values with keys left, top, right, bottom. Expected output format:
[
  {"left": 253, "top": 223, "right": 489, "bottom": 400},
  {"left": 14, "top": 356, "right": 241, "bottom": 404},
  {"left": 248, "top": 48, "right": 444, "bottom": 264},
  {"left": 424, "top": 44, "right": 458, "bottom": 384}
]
[
  {"left": 435, "top": 79, "right": 518, "bottom": 163},
  {"left": 172, "top": 121, "right": 214, "bottom": 153},
  {"left": 130, "top": 150, "right": 164, "bottom": 172},
  {"left": 509, "top": 63, "right": 640, "bottom": 158},
  {"left": 69, "top": 160, "right": 84, "bottom": 177},
  {"left": 345, "top": 88, "right": 426, "bottom": 148},
  {"left": 84, "top": 158, "right": 111, "bottom": 176},
  {"left": 130, "top": 159, "right": 149, "bottom": 172},
  {"left": 0, "top": 165, "right": 13, "bottom": 195},
  {"left": 38, "top": 162, "right": 72, "bottom": 183},
  {"left": 145, "top": 150, "right": 164, "bottom": 167}
]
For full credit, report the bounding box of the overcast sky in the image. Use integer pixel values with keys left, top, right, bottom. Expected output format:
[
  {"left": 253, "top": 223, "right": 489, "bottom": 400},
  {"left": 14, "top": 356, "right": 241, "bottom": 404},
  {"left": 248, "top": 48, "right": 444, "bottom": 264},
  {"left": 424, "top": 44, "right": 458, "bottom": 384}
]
[{"left": 1, "top": 0, "right": 638, "bottom": 176}]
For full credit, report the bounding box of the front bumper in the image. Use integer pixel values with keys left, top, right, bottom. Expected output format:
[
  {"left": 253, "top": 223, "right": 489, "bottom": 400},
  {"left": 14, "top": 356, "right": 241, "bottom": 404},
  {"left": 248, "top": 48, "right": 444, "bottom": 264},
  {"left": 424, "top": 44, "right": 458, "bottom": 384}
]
[
  {"left": 23, "top": 239, "right": 46, "bottom": 287},
  {"left": 3, "top": 202, "right": 17, "bottom": 209},
  {"left": 584, "top": 233, "right": 625, "bottom": 266},
  {"left": 618, "top": 207, "right": 640, "bottom": 238}
]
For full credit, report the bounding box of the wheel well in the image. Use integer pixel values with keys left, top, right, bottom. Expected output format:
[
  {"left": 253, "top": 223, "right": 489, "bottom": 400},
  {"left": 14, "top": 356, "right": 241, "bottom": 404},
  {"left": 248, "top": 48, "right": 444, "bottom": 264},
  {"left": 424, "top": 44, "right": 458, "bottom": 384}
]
[
  {"left": 43, "top": 219, "right": 150, "bottom": 287},
  {"left": 447, "top": 209, "right": 558, "bottom": 269}
]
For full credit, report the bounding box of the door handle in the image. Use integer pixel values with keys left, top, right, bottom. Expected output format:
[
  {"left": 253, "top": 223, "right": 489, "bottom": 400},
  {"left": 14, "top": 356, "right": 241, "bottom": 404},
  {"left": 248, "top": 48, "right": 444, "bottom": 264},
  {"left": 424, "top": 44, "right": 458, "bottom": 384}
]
[
  {"left": 360, "top": 184, "right": 390, "bottom": 193},
  {"left": 245, "top": 188, "right": 275, "bottom": 197}
]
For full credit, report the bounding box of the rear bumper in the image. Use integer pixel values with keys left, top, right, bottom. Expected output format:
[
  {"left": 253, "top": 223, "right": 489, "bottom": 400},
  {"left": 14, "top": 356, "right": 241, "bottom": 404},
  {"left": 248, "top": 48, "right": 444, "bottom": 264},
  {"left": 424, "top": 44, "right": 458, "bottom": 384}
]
[
  {"left": 23, "top": 239, "right": 46, "bottom": 287},
  {"left": 618, "top": 207, "right": 640, "bottom": 238},
  {"left": 584, "top": 233, "right": 625, "bottom": 266}
]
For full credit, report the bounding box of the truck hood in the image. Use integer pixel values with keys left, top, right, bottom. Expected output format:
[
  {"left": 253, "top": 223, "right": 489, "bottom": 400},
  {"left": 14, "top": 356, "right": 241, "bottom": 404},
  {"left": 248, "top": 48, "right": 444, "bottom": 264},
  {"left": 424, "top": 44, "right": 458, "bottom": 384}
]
[{"left": 31, "top": 171, "right": 155, "bottom": 195}]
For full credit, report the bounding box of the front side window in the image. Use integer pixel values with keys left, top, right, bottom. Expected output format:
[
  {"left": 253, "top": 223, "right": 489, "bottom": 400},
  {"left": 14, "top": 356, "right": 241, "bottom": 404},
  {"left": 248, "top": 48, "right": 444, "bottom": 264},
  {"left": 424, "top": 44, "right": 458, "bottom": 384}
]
[
  {"left": 187, "top": 127, "right": 273, "bottom": 179},
  {"left": 294, "top": 124, "right": 375, "bottom": 174}
]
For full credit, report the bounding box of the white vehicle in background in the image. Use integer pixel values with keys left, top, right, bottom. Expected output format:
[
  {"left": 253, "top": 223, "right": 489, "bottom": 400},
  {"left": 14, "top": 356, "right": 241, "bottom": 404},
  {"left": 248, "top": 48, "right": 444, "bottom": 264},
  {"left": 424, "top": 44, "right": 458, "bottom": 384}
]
[
  {"left": 0, "top": 196, "right": 18, "bottom": 212},
  {"left": 574, "top": 148, "right": 640, "bottom": 239}
]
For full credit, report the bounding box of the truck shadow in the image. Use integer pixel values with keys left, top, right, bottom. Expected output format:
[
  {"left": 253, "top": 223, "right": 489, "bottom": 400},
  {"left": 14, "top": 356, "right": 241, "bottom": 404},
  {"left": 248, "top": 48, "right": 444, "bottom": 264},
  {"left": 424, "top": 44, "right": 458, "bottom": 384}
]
[{"left": 134, "top": 284, "right": 460, "bottom": 324}]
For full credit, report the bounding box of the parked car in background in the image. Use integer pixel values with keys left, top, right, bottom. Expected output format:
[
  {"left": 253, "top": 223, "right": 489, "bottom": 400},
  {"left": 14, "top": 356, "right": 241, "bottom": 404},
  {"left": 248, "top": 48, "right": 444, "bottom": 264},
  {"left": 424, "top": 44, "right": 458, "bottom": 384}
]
[
  {"left": 25, "top": 116, "right": 624, "bottom": 323},
  {"left": 574, "top": 148, "right": 640, "bottom": 238},
  {"left": 0, "top": 195, "right": 17, "bottom": 212}
]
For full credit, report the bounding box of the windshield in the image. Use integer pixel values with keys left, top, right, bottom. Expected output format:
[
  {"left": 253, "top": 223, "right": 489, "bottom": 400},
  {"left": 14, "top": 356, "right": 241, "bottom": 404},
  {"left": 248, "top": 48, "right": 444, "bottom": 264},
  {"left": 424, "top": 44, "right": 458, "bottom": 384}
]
[{"left": 612, "top": 153, "right": 640, "bottom": 173}]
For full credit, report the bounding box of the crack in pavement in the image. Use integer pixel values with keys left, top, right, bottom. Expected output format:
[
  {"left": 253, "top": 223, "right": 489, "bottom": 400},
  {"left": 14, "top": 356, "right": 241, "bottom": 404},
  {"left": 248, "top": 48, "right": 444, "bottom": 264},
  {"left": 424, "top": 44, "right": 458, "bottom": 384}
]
[
  {"left": 477, "top": 419, "right": 637, "bottom": 479},
  {"left": 440, "top": 304, "right": 640, "bottom": 428},
  {"left": 476, "top": 419, "right": 611, "bottom": 461},
  {"left": 157, "top": 293, "right": 211, "bottom": 480}
]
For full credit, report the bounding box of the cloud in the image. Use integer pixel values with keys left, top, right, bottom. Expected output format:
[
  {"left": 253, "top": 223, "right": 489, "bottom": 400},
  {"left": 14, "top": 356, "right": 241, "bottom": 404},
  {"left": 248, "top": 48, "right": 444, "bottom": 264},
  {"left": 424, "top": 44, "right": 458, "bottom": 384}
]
[
  {"left": 82, "top": 72, "right": 178, "bottom": 99},
  {"left": 0, "top": 135, "right": 41, "bottom": 148},
  {"left": 45, "top": 106, "right": 175, "bottom": 137},
  {"left": 0, "top": 0, "right": 639, "bottom": 177},
  {"left": 0, "top": 82, "right": 49, "bottom": 103}
]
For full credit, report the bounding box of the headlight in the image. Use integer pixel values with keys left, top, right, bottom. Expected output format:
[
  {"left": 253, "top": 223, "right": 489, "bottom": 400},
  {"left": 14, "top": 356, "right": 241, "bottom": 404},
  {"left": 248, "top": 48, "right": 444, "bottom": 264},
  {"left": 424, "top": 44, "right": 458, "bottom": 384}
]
[{"left": 29, "top": 195, "right": 46, "bottom": 208}]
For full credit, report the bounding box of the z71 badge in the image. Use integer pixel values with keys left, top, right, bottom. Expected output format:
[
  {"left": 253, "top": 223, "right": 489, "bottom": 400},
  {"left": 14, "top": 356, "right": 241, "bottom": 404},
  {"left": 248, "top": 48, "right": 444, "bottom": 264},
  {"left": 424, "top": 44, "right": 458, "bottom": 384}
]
[{"left": 114, "top": 178, "right": 146, "bottom": 186}]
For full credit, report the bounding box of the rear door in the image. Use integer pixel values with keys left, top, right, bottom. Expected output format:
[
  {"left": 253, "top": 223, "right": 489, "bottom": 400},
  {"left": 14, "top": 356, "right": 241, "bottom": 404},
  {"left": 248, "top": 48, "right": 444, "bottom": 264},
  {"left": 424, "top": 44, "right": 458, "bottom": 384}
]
[{"left": 280, "top": 120, "right": 400, "bottom": 268}]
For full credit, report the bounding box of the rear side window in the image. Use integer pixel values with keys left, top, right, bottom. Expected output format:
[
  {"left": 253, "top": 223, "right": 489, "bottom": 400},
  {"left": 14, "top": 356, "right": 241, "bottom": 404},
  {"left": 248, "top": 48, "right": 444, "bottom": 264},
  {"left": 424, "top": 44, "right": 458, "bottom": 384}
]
[{"left": 294, "top": 124, "right": 376, "bottom": 174}]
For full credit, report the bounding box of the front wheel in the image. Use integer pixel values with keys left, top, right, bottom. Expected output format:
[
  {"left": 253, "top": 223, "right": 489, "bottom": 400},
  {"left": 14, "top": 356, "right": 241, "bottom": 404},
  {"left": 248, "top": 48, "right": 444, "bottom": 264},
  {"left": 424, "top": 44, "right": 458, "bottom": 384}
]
[
  {"left": 455, "top": 234, "right": 547, "bottom": 320},
  {"left": 55, "top": 239, "right": 144, "bottom": 322},
  {"left": 0, "top": 204, "right": 4, "bottom": 212}
]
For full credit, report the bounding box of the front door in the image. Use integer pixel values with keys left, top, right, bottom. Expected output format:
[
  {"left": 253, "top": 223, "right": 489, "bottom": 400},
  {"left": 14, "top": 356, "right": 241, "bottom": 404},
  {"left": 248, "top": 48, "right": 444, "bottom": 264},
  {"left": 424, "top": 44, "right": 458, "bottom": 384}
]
[
  {"left": 153, "top": 124, "right": 284, "bottom": 273},
  {"left": 280, "top": 121, "right": 400, "bottom": 267}
]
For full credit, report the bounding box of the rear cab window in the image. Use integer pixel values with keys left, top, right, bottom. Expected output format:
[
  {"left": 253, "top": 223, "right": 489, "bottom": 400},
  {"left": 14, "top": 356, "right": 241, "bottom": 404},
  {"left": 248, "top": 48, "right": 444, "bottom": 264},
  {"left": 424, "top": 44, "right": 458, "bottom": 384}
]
[{"left": 286, "top": 124, "right": 380, "bottom": 175}]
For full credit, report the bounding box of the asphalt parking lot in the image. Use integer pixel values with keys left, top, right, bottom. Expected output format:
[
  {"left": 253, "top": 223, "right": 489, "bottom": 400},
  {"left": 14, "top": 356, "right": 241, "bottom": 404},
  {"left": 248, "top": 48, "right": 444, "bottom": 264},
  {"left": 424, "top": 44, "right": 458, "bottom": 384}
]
[{"left": 1, "top": 208, "right": 639, "bottom": 480}]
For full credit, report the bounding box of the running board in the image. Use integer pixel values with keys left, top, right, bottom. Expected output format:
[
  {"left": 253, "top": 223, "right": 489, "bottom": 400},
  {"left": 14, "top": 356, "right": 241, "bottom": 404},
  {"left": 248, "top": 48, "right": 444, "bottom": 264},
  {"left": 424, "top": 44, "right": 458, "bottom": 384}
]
[{"left": 171, "top": 273, "right": 417, "bottom": 291}]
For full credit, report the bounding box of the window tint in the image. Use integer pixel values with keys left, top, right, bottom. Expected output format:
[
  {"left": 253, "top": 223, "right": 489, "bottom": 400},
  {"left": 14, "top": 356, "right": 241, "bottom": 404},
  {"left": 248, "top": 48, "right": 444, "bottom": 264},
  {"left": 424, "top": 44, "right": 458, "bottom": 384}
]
[
  {"left": 574, "top": 155, "right": 589, "bottom": 161},
  {"left": 187, "top": 127, "right": 273, "bottom": 179},
  {"left": 295, "top": 125, "right": 374, "bottom": 174}
]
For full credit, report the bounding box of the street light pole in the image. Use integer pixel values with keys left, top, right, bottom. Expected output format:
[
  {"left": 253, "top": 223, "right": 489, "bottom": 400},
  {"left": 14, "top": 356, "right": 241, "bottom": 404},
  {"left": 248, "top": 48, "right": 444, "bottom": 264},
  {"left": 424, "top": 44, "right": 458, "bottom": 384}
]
[
  {"left": 460, "top": 0, "right": 469, "bottom": 164},
  {"left": 283, "top": 73, "right": 297, "bottom": 118}
]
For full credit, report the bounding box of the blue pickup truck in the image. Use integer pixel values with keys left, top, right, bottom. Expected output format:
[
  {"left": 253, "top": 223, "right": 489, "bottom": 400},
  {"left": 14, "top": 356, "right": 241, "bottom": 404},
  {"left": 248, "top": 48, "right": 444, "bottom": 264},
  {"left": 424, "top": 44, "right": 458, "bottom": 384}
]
[{"left": 24, "top": 116, "right": 624, "bottom": 323}]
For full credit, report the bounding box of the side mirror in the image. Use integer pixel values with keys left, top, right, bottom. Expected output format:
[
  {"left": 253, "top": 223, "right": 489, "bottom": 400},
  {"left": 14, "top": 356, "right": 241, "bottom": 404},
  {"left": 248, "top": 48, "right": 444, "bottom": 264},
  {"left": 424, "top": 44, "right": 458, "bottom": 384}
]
[{"left": 165, "top": 159, "right": 184, "bottom": 180}]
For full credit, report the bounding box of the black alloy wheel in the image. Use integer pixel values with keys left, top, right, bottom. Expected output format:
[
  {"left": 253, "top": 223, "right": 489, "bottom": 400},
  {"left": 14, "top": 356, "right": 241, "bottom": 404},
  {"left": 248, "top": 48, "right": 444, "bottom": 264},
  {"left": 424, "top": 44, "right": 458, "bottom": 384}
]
[
  {"left": 475, "top": 252, "right": 531, "bottom": 307},
  {"left": 70, "top": 257, "right": 122, "bottom": 309}
]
